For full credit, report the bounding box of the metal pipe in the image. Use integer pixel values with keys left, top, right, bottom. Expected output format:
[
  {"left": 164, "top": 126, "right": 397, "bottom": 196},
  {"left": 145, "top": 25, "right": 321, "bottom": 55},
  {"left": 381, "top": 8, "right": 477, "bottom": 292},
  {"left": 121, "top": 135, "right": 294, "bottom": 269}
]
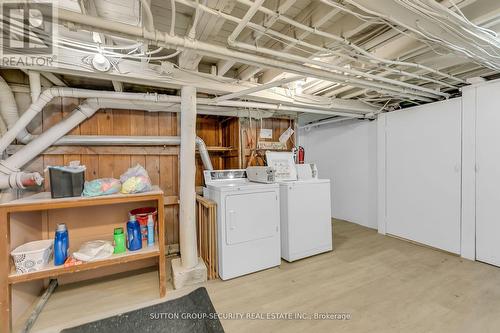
[
  {"left": 54, "top": 135, "right": 214, "bottom": 170},
  {"left": 231, "top": 41, "right": 448, "bottom": 100},
  {"left": 0, "top": 86, "right": 370, "bottom": 157},
  {"left": 56, "top": 8, "right": 442, "bottom": 101},
  {"left": 235, "top": 0, "right": 466, "bottom": 84}
]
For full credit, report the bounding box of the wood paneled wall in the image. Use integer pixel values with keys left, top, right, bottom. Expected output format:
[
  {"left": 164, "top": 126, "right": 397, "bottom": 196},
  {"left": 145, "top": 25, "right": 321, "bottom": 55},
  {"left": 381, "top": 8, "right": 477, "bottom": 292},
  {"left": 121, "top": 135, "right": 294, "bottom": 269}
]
[
  {"left": 240, "top": 117, "right": 296, "bottom": 167},
  {"left": 19, "top": 96, "right": 294, "bottom": 247},
  {"left": 21, "top": 98, "right": 239, "bottom": 247}
]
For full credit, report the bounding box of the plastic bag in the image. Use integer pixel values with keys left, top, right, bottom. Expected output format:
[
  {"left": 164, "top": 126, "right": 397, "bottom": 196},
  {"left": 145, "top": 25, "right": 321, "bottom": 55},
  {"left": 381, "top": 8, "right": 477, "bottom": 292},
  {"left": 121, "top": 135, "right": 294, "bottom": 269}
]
[
  {"left": 82, "top": 178, "right": 121, "bottom": 197},
  {"left": 120, "top": 164, "right": 152, "bottom": 194},
  {"left": 73, "top": 240, "right": 114, "bottom": 262}
]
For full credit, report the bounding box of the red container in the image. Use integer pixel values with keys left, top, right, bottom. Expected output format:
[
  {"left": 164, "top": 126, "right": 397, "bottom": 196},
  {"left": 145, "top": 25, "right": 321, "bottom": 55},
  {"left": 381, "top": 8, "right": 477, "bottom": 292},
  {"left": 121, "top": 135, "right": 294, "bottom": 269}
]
[{"left": 129, "top": 207, "right": 157, "bottom": 241}]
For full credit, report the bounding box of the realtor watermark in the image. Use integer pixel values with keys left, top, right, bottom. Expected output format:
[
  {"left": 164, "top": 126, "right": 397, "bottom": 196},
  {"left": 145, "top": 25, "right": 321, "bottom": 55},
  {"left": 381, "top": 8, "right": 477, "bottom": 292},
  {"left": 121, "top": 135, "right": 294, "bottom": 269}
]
[
  {"left": 149, "top": 311, "right": 352, "bottom": 321},
  {"left": 0, "top": 1, "right": 57, "bottom": 67}
]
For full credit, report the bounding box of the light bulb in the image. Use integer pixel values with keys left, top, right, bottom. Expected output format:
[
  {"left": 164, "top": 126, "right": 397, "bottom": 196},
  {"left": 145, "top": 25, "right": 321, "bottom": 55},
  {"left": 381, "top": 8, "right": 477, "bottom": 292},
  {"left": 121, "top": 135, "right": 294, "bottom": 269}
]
[
  {"left": 93, "top": 53, "right": 107, "bottom": 66},
  {"left": 296, "top": 81, "right": 303, "bottom": 95}
]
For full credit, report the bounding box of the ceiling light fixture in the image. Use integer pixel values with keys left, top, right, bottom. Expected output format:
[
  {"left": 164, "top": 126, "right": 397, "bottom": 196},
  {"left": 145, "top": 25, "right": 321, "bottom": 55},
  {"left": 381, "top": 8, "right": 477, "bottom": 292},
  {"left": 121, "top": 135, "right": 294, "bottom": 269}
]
[{"left": 91, "top": 53, "right": 111, "bottom": 72}]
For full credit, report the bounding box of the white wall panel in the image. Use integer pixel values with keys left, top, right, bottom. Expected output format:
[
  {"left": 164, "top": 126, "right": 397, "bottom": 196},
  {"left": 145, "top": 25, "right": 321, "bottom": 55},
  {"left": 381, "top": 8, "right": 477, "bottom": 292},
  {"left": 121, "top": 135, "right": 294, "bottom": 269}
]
[
  {"left": 299, "top": 120, "right": 377, "bottom": 229},
  {"left": 385, "top": 99, "right": 462, "bottom": 254},
  {"left": 475, "top": 80, "right": 500, "bottom": 266}
]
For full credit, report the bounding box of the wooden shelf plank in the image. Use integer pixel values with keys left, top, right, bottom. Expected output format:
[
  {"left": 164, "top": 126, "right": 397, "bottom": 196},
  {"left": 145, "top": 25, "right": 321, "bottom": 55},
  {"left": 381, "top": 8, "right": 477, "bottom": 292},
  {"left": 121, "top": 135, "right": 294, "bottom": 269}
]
[
  {"left": 8, "top": 245, "right": 159, "bottom": 284},
  {"left": 0, "top": 186, "right": 163, "bottom": 213}
]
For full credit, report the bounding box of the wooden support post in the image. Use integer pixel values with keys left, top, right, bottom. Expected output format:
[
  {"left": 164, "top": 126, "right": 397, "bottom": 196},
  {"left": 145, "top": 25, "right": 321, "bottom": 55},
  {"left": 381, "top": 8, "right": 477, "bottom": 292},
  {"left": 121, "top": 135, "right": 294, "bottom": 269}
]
[
  {"left": 157, "top": 195, "right": 166, "bottom": 298},
  {"left": 0, "top": 208, "right": 11, "bottom": 333}
]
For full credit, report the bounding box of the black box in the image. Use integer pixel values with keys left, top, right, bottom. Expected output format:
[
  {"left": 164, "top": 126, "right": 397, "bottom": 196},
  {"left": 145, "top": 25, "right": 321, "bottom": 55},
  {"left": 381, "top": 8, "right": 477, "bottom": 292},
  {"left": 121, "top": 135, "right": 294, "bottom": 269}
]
[{"left": 48, "top": 167, "right": 85, "bottom": 198}]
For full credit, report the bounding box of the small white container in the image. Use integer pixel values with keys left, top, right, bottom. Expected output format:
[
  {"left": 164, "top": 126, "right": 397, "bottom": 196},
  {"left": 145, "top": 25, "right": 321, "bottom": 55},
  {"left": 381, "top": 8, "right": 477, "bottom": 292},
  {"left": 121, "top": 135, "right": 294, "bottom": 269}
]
[{"left": 11, "top": 240, "right": 53, "bottom": 274}]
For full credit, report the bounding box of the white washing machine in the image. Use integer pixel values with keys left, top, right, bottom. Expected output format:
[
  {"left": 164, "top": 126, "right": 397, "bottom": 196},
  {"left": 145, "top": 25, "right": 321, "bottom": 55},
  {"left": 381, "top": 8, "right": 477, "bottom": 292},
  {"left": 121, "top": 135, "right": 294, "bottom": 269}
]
[
  {"left": 265, "top": 153, "right": 333, "bottom": 262},
  {"left": 203, "top": 170, "right": 281, "bottom": 280},
  {"left": 279, "top": 178, "right": 333, "bottom": 262}
]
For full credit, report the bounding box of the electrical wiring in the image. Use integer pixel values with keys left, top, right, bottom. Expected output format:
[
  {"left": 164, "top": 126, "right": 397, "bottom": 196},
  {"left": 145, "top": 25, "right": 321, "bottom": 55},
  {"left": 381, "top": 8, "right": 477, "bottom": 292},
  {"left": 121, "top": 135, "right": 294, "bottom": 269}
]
[
  {"left": 4, "top": 17, "right": 180, "bottom": 62},
  {"left": 342, "top": 0, "right": 500, "bottom": 71}
]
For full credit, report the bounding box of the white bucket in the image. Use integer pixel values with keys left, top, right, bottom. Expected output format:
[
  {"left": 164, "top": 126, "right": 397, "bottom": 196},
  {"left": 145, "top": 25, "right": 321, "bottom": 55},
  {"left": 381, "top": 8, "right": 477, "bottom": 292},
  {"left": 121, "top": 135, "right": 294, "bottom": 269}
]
[{"left": 11, "top": 240, "right": 53, "bottom": 274}]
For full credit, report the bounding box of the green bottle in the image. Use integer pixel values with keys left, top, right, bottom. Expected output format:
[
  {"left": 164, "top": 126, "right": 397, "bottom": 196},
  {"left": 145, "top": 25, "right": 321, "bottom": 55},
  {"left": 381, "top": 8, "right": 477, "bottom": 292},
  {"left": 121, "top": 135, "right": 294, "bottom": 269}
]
[{"left": 113, "top": 227, "right": 126, "bottom": 254}]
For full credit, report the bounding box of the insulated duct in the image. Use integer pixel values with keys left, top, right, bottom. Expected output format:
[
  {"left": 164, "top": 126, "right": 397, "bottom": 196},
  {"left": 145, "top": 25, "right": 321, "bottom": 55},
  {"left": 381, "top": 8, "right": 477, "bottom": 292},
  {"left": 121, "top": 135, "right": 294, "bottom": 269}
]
[
  {"left": 54, "top": 135, "right": 214, "bottom": 170},
  {"left": 0, "top": 99, "right": 101, "bottom": 189},
  {"left": 0, "top": 96, "right": 218, "bottom": 189},
  {"left": 0, "top": 87, "right": 369, "bottom": 157}
]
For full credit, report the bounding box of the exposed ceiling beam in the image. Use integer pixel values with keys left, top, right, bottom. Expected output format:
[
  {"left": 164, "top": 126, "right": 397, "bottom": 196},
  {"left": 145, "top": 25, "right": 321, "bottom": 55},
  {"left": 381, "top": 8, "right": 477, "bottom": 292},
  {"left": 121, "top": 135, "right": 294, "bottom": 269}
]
[
  {"left": 239, "top": 1, "right": 344, "bottom": 82},
  {"left": 213, "top": 75, "right": 303, "bottom": 102},
  {"left": 216, "top": 0, "right": 298, "bottom": 77},
  {"left": 178, "top": 0, "right": 236, "bottom": 70},
  {"left": 15, "top": 47, "right": 375, "bottom": 114}
]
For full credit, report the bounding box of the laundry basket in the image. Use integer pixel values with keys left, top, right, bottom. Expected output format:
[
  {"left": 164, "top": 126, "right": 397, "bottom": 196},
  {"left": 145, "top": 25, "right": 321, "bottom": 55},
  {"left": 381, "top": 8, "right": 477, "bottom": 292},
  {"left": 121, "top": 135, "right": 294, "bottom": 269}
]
[{"left": 11, "top": 240, "right": 53, "bottom": 274}]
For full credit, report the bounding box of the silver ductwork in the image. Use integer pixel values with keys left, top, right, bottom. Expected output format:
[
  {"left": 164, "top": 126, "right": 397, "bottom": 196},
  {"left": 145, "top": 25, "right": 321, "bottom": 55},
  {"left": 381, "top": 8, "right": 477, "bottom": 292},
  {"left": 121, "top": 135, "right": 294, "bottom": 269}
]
[{"left": 54, "top": 135, "right": 214, "bottom": 170}]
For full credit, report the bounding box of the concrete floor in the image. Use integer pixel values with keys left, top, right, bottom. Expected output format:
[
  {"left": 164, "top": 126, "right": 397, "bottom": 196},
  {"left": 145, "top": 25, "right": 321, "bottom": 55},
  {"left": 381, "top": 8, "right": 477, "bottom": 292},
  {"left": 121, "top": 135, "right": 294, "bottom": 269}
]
[{"left": 26, "top": 220, "right": 500, "bottom": 333}]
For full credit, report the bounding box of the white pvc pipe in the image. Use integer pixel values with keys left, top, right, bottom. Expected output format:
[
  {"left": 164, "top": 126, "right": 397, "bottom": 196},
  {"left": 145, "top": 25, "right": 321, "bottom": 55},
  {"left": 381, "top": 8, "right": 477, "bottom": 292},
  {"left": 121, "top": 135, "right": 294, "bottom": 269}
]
[
  {"left": 179, "top": 86, "right": 198, "bottom": 269},
  {"left": 0, "top": 88, "right": 176, "bottom": 154},
  {"left": 0, "top": 76, "right": 33, "bottom": 145},
  {"left": 28, "top": 71, "right": 42, "bottom": 102},
  {"left": 0, "top": 99, "right": 100, "bottom": 173},
  {"left": 0, "top": 86, "right": 370, "bottom": 156}
]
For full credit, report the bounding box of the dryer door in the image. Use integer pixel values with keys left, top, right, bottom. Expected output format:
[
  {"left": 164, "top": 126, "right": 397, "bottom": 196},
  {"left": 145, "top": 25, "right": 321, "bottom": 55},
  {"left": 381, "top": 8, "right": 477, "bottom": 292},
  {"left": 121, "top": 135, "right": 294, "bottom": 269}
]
[{"left": 225, "top": 191, "right": 279, "bottom": 245}]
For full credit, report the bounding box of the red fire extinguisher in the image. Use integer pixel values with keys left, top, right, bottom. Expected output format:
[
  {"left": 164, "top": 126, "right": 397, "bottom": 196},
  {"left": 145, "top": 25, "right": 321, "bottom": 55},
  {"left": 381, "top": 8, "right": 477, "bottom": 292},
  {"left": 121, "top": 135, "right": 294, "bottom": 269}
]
[{"left": 297, "top": 146, "right": 305, "bottom": 164}]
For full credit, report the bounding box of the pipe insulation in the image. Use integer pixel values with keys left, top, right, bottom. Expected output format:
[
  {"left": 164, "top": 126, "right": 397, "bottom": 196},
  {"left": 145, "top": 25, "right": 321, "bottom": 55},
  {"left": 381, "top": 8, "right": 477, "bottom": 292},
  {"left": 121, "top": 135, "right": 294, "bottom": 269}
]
[
  {"left": 179, "top": 86, "right": 198, "bottom": 269},
  {"left": 0, "top": 87, "right": 369, "bottom": 157},
  {"left": 55, "top": 8, "right": 444, "bottom": 101},
  {"left": 54, "top": 135, "right": 214, "bottom": 170},
  {"left": 0, "top": 99, "right": 100, "bottom": 174},
  {"left": 0, "top": 88, "right": 180, "bottom": 154},
  {"left": 0, "top": 76, "right": 33, "bottom": 145},
  {"left": 0, "top": 95, "right": 222, "bottom": 189}
]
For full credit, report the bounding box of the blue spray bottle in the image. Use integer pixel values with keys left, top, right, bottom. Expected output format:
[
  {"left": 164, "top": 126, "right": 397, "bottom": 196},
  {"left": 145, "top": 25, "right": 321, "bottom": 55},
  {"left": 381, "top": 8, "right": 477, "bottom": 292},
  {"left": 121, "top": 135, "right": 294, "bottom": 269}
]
[
  {"left": 147, "top": 214, "right": 154, "bottom": 247},
  {"left": 54, "top": 223, "right": 69, "bottom": 266}
]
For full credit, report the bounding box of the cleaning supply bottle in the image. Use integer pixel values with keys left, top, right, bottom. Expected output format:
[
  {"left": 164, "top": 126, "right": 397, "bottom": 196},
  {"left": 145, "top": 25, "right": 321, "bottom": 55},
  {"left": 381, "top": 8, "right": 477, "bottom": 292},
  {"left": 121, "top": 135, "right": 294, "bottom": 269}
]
[
  {"left": 127, "top": 215, "right": 142, "bottom": 251},
  {"left": 54, "top": 223, "right": 69, "bottom": 266},
  {"left": 113, "top": 227, "right": 126, "bottom": 254},
  {"left": 147, "top": 214, "right": 154, "bottom": 247}
]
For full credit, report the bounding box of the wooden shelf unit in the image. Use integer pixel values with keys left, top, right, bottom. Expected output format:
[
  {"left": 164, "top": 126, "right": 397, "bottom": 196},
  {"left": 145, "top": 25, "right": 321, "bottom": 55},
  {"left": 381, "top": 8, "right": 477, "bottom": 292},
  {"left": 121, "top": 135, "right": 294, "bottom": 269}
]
[{"left": 0, "top": 187, "right": 166, "bottom": 333}]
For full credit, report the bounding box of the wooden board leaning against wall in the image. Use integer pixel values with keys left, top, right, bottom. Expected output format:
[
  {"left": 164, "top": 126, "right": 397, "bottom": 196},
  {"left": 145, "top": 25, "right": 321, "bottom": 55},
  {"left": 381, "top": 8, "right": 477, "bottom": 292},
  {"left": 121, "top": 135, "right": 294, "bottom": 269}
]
[{"left": 16, "top": 96, "right": 295, "bottom": 250}]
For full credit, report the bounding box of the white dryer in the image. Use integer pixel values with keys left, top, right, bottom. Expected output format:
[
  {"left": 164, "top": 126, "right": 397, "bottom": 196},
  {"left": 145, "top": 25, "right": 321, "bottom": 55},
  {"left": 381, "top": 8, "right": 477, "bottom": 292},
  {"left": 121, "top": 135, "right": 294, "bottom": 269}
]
[
  {"left": 265, "top": 152, "right": 333, "bottom": 262},
  {"left": 203, "top": 170, "right": 281, "bottom": 280}
]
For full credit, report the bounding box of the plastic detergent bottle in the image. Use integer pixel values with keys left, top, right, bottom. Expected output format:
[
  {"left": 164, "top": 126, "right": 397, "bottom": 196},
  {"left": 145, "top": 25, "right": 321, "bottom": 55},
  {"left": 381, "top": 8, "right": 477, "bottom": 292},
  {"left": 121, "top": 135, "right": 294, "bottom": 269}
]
[
  {"left": 54, "top": 223, "right": 69, "bottom": 266},
  {"left": 127, "top": 215, "right": 142, "bottom": 251},
  {"left": 113, "top": 227, "right": 126, "bottom": 254},
  {"left": 147, "top": 214, "right": 155, "bottom": 247}
]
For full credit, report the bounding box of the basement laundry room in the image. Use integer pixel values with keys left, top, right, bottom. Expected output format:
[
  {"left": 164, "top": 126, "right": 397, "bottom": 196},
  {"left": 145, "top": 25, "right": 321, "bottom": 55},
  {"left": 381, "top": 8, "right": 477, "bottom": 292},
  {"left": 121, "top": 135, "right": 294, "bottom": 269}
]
[{"left": 1, "top": 0, "right": 500, "bottom": 332}]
